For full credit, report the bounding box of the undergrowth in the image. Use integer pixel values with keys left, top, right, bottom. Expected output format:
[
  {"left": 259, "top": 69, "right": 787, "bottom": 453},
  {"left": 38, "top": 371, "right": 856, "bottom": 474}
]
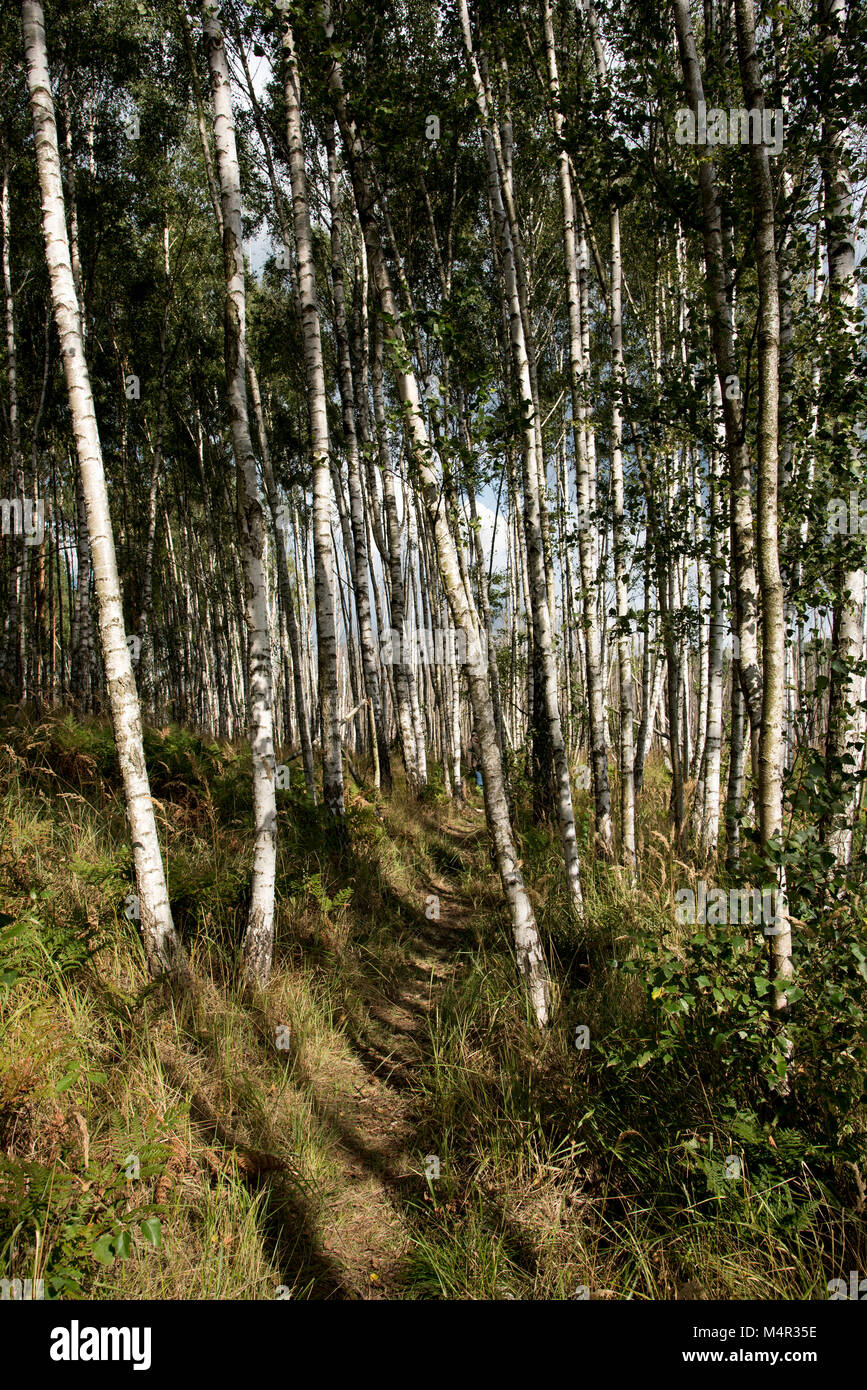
[{"left": 0, "top": 711, "right": 863, "bottom": 1300}]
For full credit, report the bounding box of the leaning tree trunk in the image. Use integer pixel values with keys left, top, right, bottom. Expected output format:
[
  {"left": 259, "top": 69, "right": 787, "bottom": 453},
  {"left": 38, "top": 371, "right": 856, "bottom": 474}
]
[
  {"left": 326, "top": 8, "right": 553, "bottom": 1021},
  {"left": 463, "top": 0, "right": 585, "bottom": 912},
  {"left": 23, "top": 0, "right": 184, "bottom": 977},
  {"left": 203, "top": 0, "right": 279, "bottom": 987}
]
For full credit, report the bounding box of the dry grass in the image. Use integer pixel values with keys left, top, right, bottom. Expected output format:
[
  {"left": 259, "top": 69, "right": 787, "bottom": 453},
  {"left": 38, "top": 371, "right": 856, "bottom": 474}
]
[{"left": 0, "top": 712, "right": 861, "bottom": 1300}]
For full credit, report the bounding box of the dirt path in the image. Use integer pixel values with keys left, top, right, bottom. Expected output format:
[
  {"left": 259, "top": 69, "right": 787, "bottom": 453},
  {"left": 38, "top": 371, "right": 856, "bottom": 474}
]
[{"left": 313, "top": 809, "right": 480, "bottom": 1298}]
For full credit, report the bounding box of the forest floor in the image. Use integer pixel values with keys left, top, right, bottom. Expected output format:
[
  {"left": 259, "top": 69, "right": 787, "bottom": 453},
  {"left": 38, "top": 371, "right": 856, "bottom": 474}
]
[{"left": 0, "top": 712, "right": 864, "bottom": 1300}]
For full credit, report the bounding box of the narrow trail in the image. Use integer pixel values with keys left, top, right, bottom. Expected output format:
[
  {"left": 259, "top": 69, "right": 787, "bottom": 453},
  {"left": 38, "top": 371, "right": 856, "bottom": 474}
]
[{"left": 312, "top": 805, "right": 483, "bottom": 1299}]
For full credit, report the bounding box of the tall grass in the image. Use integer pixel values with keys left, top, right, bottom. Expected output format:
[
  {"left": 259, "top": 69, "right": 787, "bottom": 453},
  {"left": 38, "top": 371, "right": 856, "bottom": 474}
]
[{"left": 0, "top": 712, "right": 862, "bottom": 1300}]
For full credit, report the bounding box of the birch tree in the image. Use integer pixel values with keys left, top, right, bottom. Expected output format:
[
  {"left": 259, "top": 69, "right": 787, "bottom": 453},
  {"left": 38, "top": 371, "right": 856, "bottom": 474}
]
[
  {"left": 461, "top": 0, "right": 586, "bottom": 909},
  {"left": 818, "top": 0, "right": 865, "bottom": 869},
  {"left": 22, "top": 0, "right": 184, "bottom": 978},
  {"left": 202, "top": 0, "right": 279, "bottom": 986},
  {"left": 734, "top": 0, "right": 792, "bottom": 1042},
  {"left": 280, "top": 8, "right": 345, "bottom": 819},
  {"left": 671, "top": 0, "right": 764, "bottom": 777}
]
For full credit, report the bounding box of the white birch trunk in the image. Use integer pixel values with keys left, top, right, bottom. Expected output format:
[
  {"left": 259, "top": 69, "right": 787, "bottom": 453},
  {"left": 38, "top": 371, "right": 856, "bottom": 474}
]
[
  {"left": 463, "top": 0, "right": 585, "bottom": 911},
  {"left": 538, "top": 0, "right": 613, "bottom": 856},
  {"left": 281, "top": 14, "right": 345, "bottom": 817},
  {"left": 819, "top": 0, "right": 865, "bottom": 868},
  {"left": 203, "top": 0, "right": 279, "bottom": 986},
  {"left": 325, "top": 130, "right": 390, "bottom": 791},
  {"left": 23, "top": 0, "right": 184, "bottom": 978},
  {"left": 701, "top": 376, "right": 726, "bottom": 860},
  {"left": 734, "top": 0, "right": 793, "bottom": 1036}
]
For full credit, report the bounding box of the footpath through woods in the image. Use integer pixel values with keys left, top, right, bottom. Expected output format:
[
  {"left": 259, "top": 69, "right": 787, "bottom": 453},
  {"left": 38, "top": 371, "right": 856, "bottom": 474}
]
[
  {"left": 140, "top": 777, "right": 492, "bottom": 1301},
  {"left": 296, "top": 808, "right": 481, "bottom": 1299}
]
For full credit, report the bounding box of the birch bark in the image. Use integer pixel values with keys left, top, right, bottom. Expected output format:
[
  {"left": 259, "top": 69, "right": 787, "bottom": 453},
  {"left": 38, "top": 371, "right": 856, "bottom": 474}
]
[
  {"left": 203, "top": 1, "right": 279, "bottom": 985},
  {"left": 462, "top": 0, "right": 586, "bottom": 907},
  {"left": 819, "top": 0, "right": 865, "bottom": 868},
  {"left": 734, "top": 0, "right": 792, "bottom": 1027},
  {"left": 281, "top": 13, "right": 345, "bottom": 818},
  {"left": 23, "top": 0, "right": 184, "bottom": 978},
  {"left": 326, "top": 130, "right": 390, "bottom": 792}
]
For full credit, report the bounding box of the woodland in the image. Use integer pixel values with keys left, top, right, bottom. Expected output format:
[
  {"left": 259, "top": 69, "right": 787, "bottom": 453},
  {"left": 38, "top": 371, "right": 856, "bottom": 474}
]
[{"left": 0, "top": 0, "right": 865, "bottom": 1303}]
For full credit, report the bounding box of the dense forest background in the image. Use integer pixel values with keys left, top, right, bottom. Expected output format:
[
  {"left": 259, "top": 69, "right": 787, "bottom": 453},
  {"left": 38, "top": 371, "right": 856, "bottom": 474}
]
[{"left": 0, "top": 0, "right": 865, "bottom": 1302}]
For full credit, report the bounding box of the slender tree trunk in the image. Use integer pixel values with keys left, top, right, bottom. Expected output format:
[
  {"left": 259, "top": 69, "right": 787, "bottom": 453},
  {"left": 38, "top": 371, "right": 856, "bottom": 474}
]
[
  {"left": 247, "top": 359, "right": 318, "bottom": 800},
  {"left": 23, "top": 0, "right": 184, "bottom": 977},
  {"left": 701, "top": 377, "right": 726, "bottom": 859},
  {"left": 371, "top": 308, "right": 425, "bottom": 793},
  {"left": 1, "top": 153, "right": 24, "bottom": 700},
  {"left": 536, "top": 8, "right": 612, "bottom": 855},
  {"left": 281, "top": 13, "right": 345, "bottom": 818},
  {"left": 735, "top": 0, "right": 793, "bottom": 1031},
  {"left": 672, "top": 0, "right": 763, "bottom": 770},
  {"left": 607, "top": 196, "right": 636, "bottom": 872},
  {"left": 464, "top": 2, "right": 584, "bottom": 909},
  {"left": 326, "top": 130, "right": 391, "bottom": 791},
  {"left": 203, "top": 0, "right": 279, "bottom": 986},
  {"left": 819, "top": 0, "right": 865, "bottom": 868}
]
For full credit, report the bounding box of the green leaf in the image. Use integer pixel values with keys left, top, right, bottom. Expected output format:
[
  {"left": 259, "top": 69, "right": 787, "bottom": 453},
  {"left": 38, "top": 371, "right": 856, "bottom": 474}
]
[
  {"left": 114, "top": 1231, "right": 131, "bottom": 1260},
  {"left": 92, "top": 1233, "right": 116, "bottom": 1265},
  {"left": 140, "top": 1217, "right": 162, "bottom": 1248}
]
